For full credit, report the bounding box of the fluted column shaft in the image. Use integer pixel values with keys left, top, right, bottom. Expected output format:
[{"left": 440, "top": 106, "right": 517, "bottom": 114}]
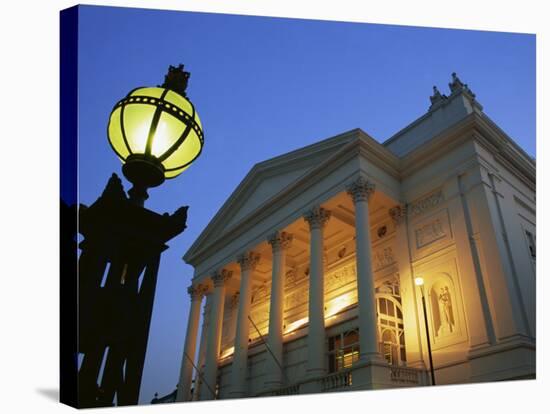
[
  {"left": 264, "top": 232, "right": 293, "bottom": 389},
  {"left": 192, "top": 293, "right": 212, "bottom": 400},
  {"left": 176, "top": 284, "right": 205, "bottom": 402},
  {"left": 347, "top": 177, "right": 381, "bottom": 361},
  {"left": 304, "top": 207, "right": 331, "bottom": 377},
  {"left": 230, "top": 252, "right": 260, "bottom": 398},
  {"left": 200, "top": 269, "right": 232, "bottom": 400}
]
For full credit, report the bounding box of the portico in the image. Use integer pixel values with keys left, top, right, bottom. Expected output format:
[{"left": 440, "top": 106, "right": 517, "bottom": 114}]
[{"left": 176, "top": 162, "right": 414, "bottom": 400}]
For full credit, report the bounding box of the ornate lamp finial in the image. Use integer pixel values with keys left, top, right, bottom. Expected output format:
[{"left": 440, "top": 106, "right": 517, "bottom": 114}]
[{"left": 161, "top": 64, "right": 190, "bottom": 98}]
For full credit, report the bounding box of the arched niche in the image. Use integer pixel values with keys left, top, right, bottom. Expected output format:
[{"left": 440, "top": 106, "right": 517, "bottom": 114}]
[{"left": 426, "top": 272, "right": 459, "bottom": 340}]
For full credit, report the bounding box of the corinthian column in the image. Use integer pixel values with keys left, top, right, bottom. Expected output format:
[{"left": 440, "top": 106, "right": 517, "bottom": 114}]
[
  {"left": 200, "top": 269, "right": 232, "bottom": 400},
  {"left": 264, "top": 231, "right": 293, "bottom": 390},
  {"left": 304, "top": 206, "right": 331, "bottom": 378},
  {"left": 346, "top": 176, "right": 382, "bottom": 362},
  {"left": 230, "top": 252, "right": 261, "bottom": 398},
  {"left": 176, "top": 284, "right": 206, "bottom": 402}
]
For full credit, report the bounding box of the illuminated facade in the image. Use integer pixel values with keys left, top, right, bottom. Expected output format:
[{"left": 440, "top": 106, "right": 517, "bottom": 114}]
[{"left": 176, "top": 74, "right": 536, "bottom": 401}]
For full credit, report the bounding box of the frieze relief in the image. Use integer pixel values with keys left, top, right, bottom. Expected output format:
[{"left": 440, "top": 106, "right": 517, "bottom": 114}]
[
  {"left": 408, "top": 190, "right": 444, "bottom": 218},
  {"left": 325, "top": 261, "right": 356, "bottom": 292},
  {"left": 284, "top": 260, "right": 358, "bottom": 311}
]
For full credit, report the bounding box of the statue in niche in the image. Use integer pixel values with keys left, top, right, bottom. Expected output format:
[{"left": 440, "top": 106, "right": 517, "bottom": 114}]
[{"left": 437, "top": 286, "right": 455, "bottom": 336}]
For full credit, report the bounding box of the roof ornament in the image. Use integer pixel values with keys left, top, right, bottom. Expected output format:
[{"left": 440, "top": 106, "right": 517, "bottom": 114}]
[
  {"left": 429, "top": 85, "right": 448, "bottom": 109},
  {"left": 449, "top": 72, "right": 476, "bottom": 98}
]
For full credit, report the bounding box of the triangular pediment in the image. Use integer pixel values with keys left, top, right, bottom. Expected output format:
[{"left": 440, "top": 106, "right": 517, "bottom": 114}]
[
  {"left": 185, "top": 129, "right": 361, "bottom": 261},
  {"left": 223, "top": 163, "right": 316, "bottom": 230}
]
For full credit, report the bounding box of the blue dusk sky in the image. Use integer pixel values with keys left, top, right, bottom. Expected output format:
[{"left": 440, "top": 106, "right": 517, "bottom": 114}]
[{"left": 74, "top": 5, "right": 535, "bottom": 404}]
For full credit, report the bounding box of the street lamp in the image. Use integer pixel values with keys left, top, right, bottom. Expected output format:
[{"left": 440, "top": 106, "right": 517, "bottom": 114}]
[
  {"left": 415, "top": 277, "right": 436, "bottom": 385},
  {"left": 75, "top": 64, "right": 202, "bottom": 408},
  {"left": 107, "top": 64, "right": 204, "bottom": 205}
]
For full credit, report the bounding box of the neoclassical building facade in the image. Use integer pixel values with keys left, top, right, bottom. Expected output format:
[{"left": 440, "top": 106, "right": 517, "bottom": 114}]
[{"left": 175, "top": 74, "right": 536, "bottom": 401}]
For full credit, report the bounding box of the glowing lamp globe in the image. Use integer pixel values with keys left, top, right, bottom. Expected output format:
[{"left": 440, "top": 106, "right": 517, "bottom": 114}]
[{"left": 107, "top": 64, "right": 204, "bottom": 204}]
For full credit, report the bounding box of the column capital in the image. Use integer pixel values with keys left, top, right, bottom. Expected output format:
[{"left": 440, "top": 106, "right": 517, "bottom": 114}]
[
  {"left": 389, "top": 204, "right": 408, "bottom": 225},
  {"left": 268, "top": 231, "right": 293, "bottom": 252},
  {"left": 237, "top": 251, "right": 261, "bottom": 272},
  {"left": 187, "top": 284, "right": 207, "bottom": 301},
  {"left": 211, "top": 269, "right": 233, "bottom": 287},
  {"left": 346, "top": 176, "right": 375, "bottom": 203},
  {"left": 304, "top": 206, "right": 331, "bottom": 230}
]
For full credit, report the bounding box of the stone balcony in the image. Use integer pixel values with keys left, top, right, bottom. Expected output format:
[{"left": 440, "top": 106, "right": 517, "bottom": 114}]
[{"left": 255, "top": 363, "right": 430, "bottom": 397}]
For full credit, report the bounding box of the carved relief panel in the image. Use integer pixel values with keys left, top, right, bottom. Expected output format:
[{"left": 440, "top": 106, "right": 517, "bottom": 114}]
[
  {"left": 372, "top": 244, "right": 396, "bottom": 272},
  {"left": 409, "top": 207, "right": 453, "bottom": 261}
]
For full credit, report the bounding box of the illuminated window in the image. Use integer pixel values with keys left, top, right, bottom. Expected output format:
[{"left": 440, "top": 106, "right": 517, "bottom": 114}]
[
  {"left": 328, "top": 329, "right": 360, "bottom": 373},
  {"left": 377, "top": 294, "right": 406, "bottom": 365}
]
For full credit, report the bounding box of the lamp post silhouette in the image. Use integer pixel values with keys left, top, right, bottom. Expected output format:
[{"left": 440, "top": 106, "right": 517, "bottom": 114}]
[
  {"left": 415, "top": 277, "right": 436, "bottom": 386},
  {"left": 76, "top": 64, "right": 204, "bottom": 407}
]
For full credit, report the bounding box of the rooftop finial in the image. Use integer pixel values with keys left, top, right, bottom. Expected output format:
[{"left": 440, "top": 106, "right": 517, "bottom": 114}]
[
  {"left": 448, "top": 72, "right": 476, "bottom": 98},
  {"left": 449, "top": 72, "right": 465, "bottom": 93},
  {"left": 429, "top": 85, "right": 447, "bottom": 109},
  {"left": 161, "top": 64, "right": 190, "bottom": 98}
]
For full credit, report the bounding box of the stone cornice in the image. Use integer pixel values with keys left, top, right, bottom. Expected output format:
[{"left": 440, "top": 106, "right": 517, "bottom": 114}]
[
  {"left": 399, "top": 113, "right": 535, "bottom": 189},
  {"left": 399, "top": 114, "right": 478, "bottom": 177}
]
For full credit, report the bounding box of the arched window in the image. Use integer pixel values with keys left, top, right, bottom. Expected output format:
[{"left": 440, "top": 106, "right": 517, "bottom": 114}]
[{"left": 376, "top": 295, "right": 406, "bottom": 365}]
